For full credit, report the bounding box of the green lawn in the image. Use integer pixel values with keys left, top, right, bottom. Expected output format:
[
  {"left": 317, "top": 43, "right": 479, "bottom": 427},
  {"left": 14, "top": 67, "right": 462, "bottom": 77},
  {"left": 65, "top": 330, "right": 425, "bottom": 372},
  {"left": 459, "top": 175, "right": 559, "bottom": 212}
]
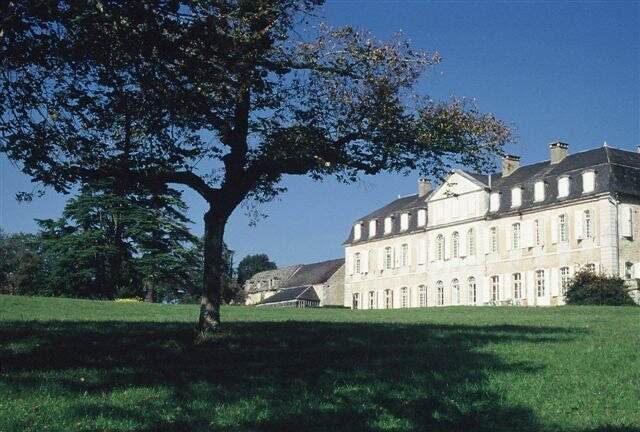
[{"left": 0, "top": 296, "right": 638, "bottom": 432}]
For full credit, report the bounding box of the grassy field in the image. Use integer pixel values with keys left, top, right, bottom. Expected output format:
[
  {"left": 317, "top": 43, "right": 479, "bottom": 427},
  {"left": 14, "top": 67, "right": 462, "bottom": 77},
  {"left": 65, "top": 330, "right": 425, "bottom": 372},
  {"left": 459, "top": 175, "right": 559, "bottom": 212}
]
[{"left": 0, "top": 296, "right": 638, "bottom": 432}]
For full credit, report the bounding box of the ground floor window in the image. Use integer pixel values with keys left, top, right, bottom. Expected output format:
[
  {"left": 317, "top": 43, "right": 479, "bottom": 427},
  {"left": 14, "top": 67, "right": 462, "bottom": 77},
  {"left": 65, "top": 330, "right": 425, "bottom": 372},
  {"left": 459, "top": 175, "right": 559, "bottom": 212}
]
[
  {"left": 451, "top": 279, "right": 460, "bottom": 305},
  {"left": 369, "top": 291, "right": 376, "bottom": 309},
  {"left": 512, "top": 273, "right": 522, "bottom": 299},
  {"left": 468, "top": 277, "right": 477, "bottom": 305},
  {"left": 491, "top": 276, "right": 500, "bottom": 302},
  {"left": 400, "top": 287, "right": 409, "bottom": 308},
  {"left": 436, "top": 281, "right": 444, "bottom": 306},
  {"left": 384, "top": 289, "right": 393, "bottom": 309},
  {"left": 536, "top": 270, "right": 545, "bottom": 297},
  {"left": 560, "top": 267, "right": 570, "bottom": 295},
  {"left": 418, "top": 285, "right": 427, "bottom": 307},
  {"left": 352, "top": 293, "right": 359, "bottom": 309}
]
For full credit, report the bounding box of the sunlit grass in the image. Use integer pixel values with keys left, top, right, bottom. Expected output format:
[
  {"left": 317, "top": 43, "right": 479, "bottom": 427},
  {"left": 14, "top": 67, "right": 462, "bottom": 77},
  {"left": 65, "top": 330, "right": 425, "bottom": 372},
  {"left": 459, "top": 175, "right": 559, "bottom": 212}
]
[{"left": 0, "top": 295, "right": 638, "bottom": 432}]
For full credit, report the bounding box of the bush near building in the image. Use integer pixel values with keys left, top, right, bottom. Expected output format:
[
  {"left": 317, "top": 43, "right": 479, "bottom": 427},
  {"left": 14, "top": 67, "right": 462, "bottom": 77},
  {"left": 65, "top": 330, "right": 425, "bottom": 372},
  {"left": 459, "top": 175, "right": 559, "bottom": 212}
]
[{"left": 564, "top": 270, "right": 637, "bottom": 306}]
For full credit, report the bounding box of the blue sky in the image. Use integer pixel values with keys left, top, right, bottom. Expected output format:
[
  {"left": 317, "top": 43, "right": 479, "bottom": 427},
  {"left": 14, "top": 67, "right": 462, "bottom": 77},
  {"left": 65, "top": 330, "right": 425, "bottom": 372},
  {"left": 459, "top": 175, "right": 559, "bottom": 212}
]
[{"left": 1, "top": 1, "right": 638, "bottom": 266}]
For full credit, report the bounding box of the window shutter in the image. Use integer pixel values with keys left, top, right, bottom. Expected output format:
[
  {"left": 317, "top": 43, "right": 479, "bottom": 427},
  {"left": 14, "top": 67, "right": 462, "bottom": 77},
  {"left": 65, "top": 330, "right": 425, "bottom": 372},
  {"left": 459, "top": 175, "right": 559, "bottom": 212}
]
[
  {"left": 418, "top": 239, "right": 426, "bottom": 265},
  {"left": 524, "top": 220, "right": 533, "bottom": 248},
  {"left": 620, "top": 206, "right": 632, "bottom": 237},
  {"left": 483, "top": 228, "right": 491, "bottom": 254},
  {"left": 459, "top": 231, "right": 467, "bottom": 257},
  {"left": 378, "top": 248, "right": 384, "bottom": 271},
  {"left": 393, "top": 246, "right": 398, "bottom": 268},
  {"left": 550, "top": 267, "right": 559, "bottom": 296},
  {"left": 551, "top": 218, "right": 558, "bottom": 244},
  {"left": 406, "top": 242, "right": 412, "bottom": 266},
  {"left": 503, "top": 274, "right": 511, "bottom": 300},
  {"left": 444, "top": 238, "right": 450, "bottom": 260},
  {"left": 362, "top": 250, "right": 369, "bottom": 273},
  {"left": 346, "top": 254, "right": 353, "bottom": 276},
  {"left": 429, "top": 238, "right": 436, "bottom": 262},
  {"left": 574, "top": 210, "right": 583, "bottom": 240},
  {"left": 544, "top": 269, "right": 551, "bottom": 297},
  {"left": 634, "top": 263, "right": 640, "bottom": 279}
]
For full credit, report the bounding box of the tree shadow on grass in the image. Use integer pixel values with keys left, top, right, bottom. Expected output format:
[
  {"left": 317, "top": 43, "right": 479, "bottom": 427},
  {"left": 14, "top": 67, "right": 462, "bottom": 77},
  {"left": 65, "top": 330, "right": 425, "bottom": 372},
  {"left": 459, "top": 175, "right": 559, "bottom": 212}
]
[{"left": 0, "top": 319, "right": 619, "bottom": 432}]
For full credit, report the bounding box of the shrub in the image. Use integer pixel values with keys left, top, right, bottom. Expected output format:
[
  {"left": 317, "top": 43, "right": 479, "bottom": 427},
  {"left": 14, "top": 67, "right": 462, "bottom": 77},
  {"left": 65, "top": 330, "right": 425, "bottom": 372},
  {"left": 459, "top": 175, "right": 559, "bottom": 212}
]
[
  {"left": 564, "top": 270, "right": 637, "bottom": 306},
  {"left": 114, "top": 298, "right": 142, "bottom": 304}
]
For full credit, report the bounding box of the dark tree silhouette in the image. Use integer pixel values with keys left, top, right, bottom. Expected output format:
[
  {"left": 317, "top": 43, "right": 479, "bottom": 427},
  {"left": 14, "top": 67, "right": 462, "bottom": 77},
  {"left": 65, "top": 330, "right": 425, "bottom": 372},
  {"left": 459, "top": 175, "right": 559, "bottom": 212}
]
[
  {"left": 0, "top": 1, "right": 511, "bottom": 332},
  {"left": 237, "top": 254, "right": 277, "bottom": 286}
]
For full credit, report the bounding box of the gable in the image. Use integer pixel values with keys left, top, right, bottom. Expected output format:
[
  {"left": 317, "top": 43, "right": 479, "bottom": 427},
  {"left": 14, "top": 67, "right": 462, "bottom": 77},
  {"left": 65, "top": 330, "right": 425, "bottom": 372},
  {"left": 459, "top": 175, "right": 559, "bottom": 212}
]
[{"left": 428, "top": 171, "right": 485, "bottom": 202}]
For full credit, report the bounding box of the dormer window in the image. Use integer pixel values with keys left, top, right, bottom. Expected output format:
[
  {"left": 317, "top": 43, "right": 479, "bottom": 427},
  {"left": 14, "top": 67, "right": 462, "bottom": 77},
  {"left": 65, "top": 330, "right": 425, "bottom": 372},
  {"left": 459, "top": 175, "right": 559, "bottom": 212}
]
[
  {"left": 489, "top": 193, "right": 500, "bottom": 212},
  {"left": 417, "top": 209, "right": 426, "bottom": 227},
  {"left": 534, "top": 181, "right": 545, "bottom": 202},
  {"left": 400, "top": 213, "right": 409, "bottom": 231},
  {"left": 582, "top": 171, "right": 595, "bottom": 193},
  {"left": 369, "top": 220, "right": 377, "bottom": 237},
  {"left": 353, "top": 223, "right": 362, "bottom": 241},
  {"left": 511, "top": 187, "right": 522, "bottom": 208},
  {"left": 558, "top": 176, "right": 570, "bottom": 198},
  {"left": 384, "top": 217, "right": 392, "bottom": 234}
]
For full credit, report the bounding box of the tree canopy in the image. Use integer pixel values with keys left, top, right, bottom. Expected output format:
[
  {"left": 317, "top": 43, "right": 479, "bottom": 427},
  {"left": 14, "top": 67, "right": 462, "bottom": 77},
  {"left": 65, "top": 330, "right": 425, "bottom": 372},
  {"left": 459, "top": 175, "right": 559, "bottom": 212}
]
[
  {"left": 1, "top": 0, "right": 511, "bottom": 331},
  {"left": 237, "top": 253, "right": 277, "bottom": 286}
]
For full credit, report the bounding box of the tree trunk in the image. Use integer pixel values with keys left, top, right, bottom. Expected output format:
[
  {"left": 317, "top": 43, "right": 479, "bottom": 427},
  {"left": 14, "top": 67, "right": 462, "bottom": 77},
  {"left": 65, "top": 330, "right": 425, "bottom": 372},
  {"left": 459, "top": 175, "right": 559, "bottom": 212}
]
[
  {"left": 199, "top": 208, "right": 228, "bottom": 333},
  {"left": 144, "top": 280, "right": 155, "bottom": 303}
]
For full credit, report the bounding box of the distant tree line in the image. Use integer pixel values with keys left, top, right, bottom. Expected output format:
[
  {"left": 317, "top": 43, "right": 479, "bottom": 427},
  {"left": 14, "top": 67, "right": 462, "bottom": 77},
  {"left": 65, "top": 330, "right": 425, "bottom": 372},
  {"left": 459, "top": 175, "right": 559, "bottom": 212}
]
[{"left": 0, "top": 182, "right": 276, "bottom": 304}]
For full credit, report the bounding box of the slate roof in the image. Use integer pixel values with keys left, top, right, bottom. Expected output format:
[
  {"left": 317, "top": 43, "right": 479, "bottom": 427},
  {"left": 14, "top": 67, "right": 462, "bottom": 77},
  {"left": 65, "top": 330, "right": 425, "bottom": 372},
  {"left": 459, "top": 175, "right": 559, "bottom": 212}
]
[
  {"left": 345, "top": 145, "right": 640, "bottom": 244},
  {"left": 258, "top": 285, "right": 320, "bottom": 305},
  {"left": 245, "top": 265, "right": 301, "bottom": 293},
  {"left": 280, "top": 258, "right": 344, "bottom": 288}
]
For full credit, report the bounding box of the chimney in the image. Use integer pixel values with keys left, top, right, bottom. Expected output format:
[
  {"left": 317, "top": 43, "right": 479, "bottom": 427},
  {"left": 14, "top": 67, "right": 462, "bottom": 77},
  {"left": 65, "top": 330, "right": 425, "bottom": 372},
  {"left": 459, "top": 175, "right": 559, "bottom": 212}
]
[
  {"left": 501, "top": 154, "right": 520, "bottom": 177},
  {"left": 549, "top": 141, "right": 569, "bottom": 164},
  {"left": 418, "top": 178, "right": 432, "bottom": 197}
]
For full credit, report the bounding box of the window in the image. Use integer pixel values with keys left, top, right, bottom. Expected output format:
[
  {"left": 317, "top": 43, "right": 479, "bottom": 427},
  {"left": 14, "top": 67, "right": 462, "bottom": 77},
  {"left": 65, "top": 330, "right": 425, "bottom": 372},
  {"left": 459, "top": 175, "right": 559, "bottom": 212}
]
[
  {"left": 451, "top": 279, "right": 460, "bottom": 305},
  {"left": 583, "top": 210, "right": 593, "bottom": 239},
  {"left": 352, "top": 293, "right": 360, "bottom": 309},
  {"left": 384, "top": 217, "right": 392, "bottom": 234},
  {"left": 489, "top": 227, "right": 498, "bottom": 253},
  {"left": 436, "top": 234, "right": 445, "bottom": 260},
  {"left": 468, "top": 277, "right": 477, "bottom": 305},
  {"left": 451, "top": 232, "right": 460, "bottom": 258},
  {"left": 512, "top": 223, "right": 521, "bottom": 249},
  {"left": 560, "top": 267, "right": 570, "bottom": 294},
  {"left": 369, "top": 220, "right": 377, "bottom": 237},
  {"left": 511, "top": 187, "right": 522, "bottom": 208},
  {"left": 491, "top": 276, "right": 500, "bottom": 302},
  {"left": 490, "top": 193, "right": 500, "bottom": 212},
  {"left": 625, "top": 262, "right": 634, "bottom": 279},
  {"left": 369, "top": 291, "right": 376, "bottom": 309},
  {"left": 534, "top": 181, "right": 545, "bottom": 202},
  {"left": 585, "top": 263, "right": 596, "bottom": 273},
  {"left": 401, "top": 243, "right": 409, "bottom": 267},
  {"left": 400, "top": 213, "right": 409, "bottom": 231},
  {"left": 417, "top": 209, "right": 427, "bottom": 227},
  {"left": 436, "top": 281, "right": 444, "bottom": 306},
  {"left": 582, "top": 171, "right": 595, "bottom": 193},
  {"left": 384, "top": 289, "right": 393, "bottom": 309},
  {"left": 384, "top": 247, "right": 392, "bottom": 270},
  {"left": 467, "top": 228, "right": 476, "bottom": 256},
  {"left": 535, "top": 270, "right": 545, "bottom": 297},
  {"left": 558, "top": 214, "right": 569, "bottom": 242},
  {"left": 621, "top": 206, "right": 634, "bottom": 238},
  {"left": 354, "top": 252, "right": 361, "bottom": 274},
  {"left": 512, "top": 273, "right": 522, "bottom": 299},
  {"left": 400, "top": 287, "right": 409, "bottom": 308},
  {"left": 418, "top": 285, "right": 427, "bottom": 307},
  {"left": 558, "top": 177, "right": 570, "bottom": 198},
  {"left": 353, "top": 223, "right": 362, "bottom": 240},
  {"left": 534, "top": 219, "right": 542, "bottom": 246}
]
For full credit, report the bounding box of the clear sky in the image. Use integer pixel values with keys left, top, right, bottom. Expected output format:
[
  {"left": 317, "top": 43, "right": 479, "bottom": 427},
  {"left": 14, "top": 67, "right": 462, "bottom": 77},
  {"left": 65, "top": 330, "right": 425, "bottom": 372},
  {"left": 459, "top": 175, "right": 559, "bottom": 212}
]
[{"left": 1, "top": 1, "right": 638, "bottom": 267}]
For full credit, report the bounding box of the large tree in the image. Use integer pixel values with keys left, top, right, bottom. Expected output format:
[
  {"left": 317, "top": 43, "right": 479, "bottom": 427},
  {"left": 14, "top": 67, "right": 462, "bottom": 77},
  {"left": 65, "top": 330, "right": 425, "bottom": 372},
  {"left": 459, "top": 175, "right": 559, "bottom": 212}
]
[
  {"left": 0, "top": 1, "right": 511, "bottom": 332},
  {"left": 237, "top": 253, "right": 277, "bottom": 286}
]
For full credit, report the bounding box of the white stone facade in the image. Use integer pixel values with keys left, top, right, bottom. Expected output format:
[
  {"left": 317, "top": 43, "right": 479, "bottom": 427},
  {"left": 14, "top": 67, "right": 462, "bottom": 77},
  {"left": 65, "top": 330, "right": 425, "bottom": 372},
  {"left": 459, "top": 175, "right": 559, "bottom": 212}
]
[{"left": 344, "top": 146, "right": 640, "bottom": 309}]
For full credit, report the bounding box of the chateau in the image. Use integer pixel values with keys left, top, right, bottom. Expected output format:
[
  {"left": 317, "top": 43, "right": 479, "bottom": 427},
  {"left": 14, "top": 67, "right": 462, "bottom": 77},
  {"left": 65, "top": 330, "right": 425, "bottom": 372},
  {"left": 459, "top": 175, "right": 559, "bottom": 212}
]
[{"left": 344, "top": 143, "right": 640, "bottom": 309}]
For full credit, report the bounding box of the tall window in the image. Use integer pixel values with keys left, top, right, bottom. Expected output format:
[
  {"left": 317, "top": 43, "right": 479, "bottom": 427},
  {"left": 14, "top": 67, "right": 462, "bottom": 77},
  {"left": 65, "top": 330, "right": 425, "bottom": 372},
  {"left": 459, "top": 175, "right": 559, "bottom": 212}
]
[
  {"left": 369, "top": 291, "right": 376, "bottom": 309},
  {"left": 489, "top": 227, "right": 498, "bottom": 253},
  {"left": 384, "top": 289, "right": 393, "bottom": 309},
  {"left": 384, "top": 247, "right": 392, "bottom": 270},
  {"left": 535, "top": 270, "right": 545, "bottom": 297},
  {"left": 582, "top": 171, "right": 595, "bottom": 193},
  {"left": 401, "top": 243, "right": 409, "bottom": 267},
  {"left": 369, "top": 220, "right": 377, "bottom": 237},
  {"left": 468, "top": 277, "right": 477, "bottom": 305},
  {"left": 534, "top": 219, "right": 542, "bottom": 246},
  {"left": 352, "top": 293, "right": 360, "bottom": 309},
  {"left": 353, "top": 223, "right": 362, "bottom": 240},
  {"left": 451, "top": 279, "right": 460, "bottom": 305},
  {"left": 417, "top": 209, "right": 427, "bottom": 227},
  {"left": 558, "top": 177, "right": 570, "bottom": 198},
  {"left": 400, "top": 213, "right": 409, "bottom": 231},
  {"left": 512, "top": 223, "right": 521, "bottom": 249},
  {"left": 558, "top": 214, "right": 569, "bottom": 242},
  {"left": 583, "top": 210, "right": 593, "bottom": 238},
  {"left": 354, "top": 253, "right": 361, "bottom": 274},
  {"left": 436, "top": 281, "right": 444, "bottom": 306},
  {"left": 511, "top": 187, "right": 522, "bottom": 208},
  {"left": 560, "top": 267, "right": 570, "bottom": 295},
  {"left": 534, "top": 181, "right": 545, "bottom": 202},
  {"left": 491, "top": 276, "right": 500, "bottom": 302},
  {"left": 436, "top": 234, "right": 445, "bottom": 260},
  {"left": 400, "top": 287, "right": 409, "bottom": 308},
  {"left": 384, "top": 217, "right": 392, "bottom": 234},
  {"left": 467, "top": 228, "right": 476, "bottom": 256},
  {"left": 418, "top": 285, "right": 427, "bottom": 307},
  {"left": 625, "top": 262, "right": 634, "bottom": 279},
  {"left": 451, "top": 232, "right": 460, "bottom": 258},
  {"left": 512, "top": 273, "right": 522, "bottom": 299}
]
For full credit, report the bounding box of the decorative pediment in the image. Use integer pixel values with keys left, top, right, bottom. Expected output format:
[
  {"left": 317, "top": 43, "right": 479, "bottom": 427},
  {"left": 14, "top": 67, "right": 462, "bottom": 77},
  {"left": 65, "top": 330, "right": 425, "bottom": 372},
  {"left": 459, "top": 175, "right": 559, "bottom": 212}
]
[{"left": 428, "top": 171, "right": 486, "bottom": 202}]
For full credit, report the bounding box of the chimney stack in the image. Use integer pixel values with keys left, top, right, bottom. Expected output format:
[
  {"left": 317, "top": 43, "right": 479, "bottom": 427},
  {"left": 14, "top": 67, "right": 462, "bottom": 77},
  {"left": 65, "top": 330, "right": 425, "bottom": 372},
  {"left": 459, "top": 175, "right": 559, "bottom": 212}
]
[
  {"left": 501, "top": 154, "right": 520, "bottom": 177},
  {"left": 418, "top": 178, "right": 431, "bottom": 197},
  {"left": 549, "top": 141, "right": 569, "bottom": 164}
]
